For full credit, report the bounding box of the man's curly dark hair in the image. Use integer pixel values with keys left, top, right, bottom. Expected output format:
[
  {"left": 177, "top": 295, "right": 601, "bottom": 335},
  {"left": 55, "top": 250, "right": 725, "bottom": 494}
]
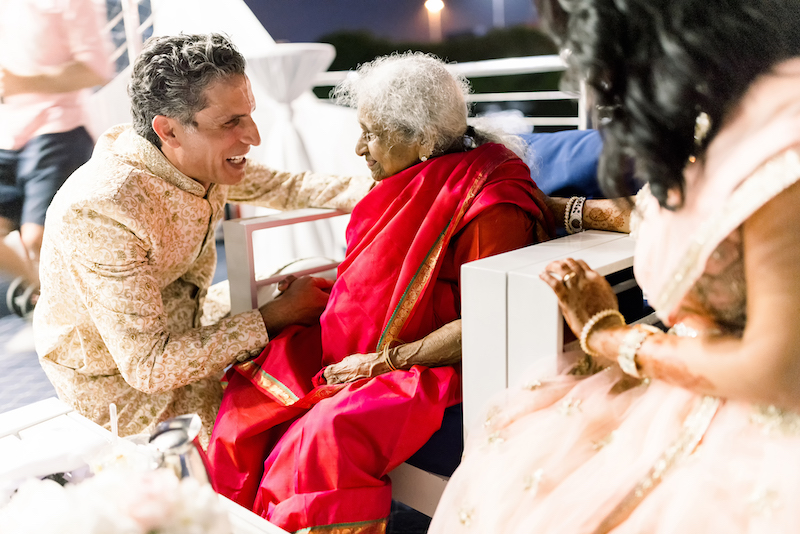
[{"left": 127, "top": 33, "right": 246, "bottom": 148}]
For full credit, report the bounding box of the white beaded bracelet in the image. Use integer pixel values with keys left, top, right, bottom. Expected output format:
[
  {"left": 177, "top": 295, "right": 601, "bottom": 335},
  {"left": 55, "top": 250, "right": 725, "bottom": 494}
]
[
  {"left": 563, "top": 196, "right": 577, "bottom": 233},
  {"left": 579, "top": 309, "right": 626, "bottom": 358},
  {"left": 617, "top": 324, "right": 662, "bottom": 378}
]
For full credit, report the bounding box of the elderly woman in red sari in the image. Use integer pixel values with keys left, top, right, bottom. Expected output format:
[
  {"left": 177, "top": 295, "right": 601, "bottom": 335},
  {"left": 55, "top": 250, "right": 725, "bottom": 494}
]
[{"left": 207, "top": 52, "right": 620, "bottom": 533}]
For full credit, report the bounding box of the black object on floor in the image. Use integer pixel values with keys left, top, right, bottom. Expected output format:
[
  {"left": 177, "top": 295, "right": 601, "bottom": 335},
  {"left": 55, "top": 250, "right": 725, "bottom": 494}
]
[{"left": 388, "top": 501, "right": 432, "bottom": 534}]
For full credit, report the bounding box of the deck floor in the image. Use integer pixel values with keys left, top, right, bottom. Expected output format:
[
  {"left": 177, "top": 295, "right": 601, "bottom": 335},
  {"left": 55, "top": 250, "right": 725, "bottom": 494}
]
[{"left": 0, "top": 313, "right": 54, "bottom": 414}]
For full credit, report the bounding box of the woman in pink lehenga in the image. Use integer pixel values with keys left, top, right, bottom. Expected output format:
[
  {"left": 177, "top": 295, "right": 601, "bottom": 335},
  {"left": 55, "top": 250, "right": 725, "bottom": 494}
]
[{"left": 429, "top": 1, "right": 800, "bottom": 532}]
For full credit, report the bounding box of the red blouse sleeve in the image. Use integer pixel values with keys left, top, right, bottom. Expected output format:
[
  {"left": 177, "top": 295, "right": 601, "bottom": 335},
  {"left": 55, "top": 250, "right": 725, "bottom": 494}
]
[{"left": 450, "top": 203, "right": 536, "bottom": 286}]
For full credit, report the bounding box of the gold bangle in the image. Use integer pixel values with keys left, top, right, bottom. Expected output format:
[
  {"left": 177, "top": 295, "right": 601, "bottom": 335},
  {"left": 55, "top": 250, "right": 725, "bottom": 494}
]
[
  {"left": 617, "top": 324, "right": 661, "bottom": 378},
  {"left": 579, "top": 309, "right": 626, "bottom": 358},
  {"left": 383, "top": 344, "right": 398, "bottom": 372}
]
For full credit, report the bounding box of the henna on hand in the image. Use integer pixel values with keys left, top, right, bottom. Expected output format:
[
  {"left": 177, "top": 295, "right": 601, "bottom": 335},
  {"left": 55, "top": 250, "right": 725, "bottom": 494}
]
[{"left": 583, "top": 198, "right": 632, "bottom": 233}]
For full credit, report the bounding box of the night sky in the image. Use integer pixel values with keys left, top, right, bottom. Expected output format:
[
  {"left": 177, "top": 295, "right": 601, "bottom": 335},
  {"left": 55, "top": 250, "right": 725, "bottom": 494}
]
[{"left": 243, "top": 0, "right": 539, "bottom": 43}]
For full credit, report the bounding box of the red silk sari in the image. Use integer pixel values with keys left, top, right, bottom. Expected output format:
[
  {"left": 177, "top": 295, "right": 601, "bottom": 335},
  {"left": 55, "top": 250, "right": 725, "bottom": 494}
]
[{"left": 208, "top": 143, "right": 554, "bottom": 533}]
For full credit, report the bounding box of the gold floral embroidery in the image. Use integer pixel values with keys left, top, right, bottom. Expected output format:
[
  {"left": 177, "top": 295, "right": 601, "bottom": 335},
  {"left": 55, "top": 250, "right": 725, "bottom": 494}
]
[
  {"left": 486, "top": 431, "right": 505, "bottom": 445},
  {"left": 483, "top": 405, "right": 502, "bottom": 427},
  {"left": 522, "top": 468, "right": 544, "bottom": 492},
  {"left": 655, "top": 148, "right": 800, "bottom": 314},
  {"left": 750, "top": 405, "right": 800, "bottom": 437},
  {"left": 591, "top": 431, "right": 617, "bottom": 451},
  {"left": 523, "top": 379, "right": 543, "bottom": 391},
  {"left": 568, "top": 354, "right": 605, "bottom": 376},
  {"left": 592, "top": 396, "right": 720, "bottom": 534},
  {"left": 748, "top": 487, "right": 782, "bottom": 518},
  {"left": 458, "top": 506, "right": 475, "bottom": 527},
  {"left": 559, "top": 397, "right": 583, "bottom": 416}
]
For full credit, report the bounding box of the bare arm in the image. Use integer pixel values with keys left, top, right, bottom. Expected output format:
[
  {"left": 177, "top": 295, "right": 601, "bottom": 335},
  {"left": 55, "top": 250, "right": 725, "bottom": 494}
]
[
  {"left": 228, "top": 161, "right": 375, "bottom": 213},
  {"left": 546, "top": 196, "right": 632, "bottom": 233},
  {"left": 0, "top": 61, "right": 108, "bottom": 96},
  {"left": 0, "top": 237, "right": 37, "bottom": 285},
  {"left": 543, "top": 180, "right": 800, "bottom": 410}
]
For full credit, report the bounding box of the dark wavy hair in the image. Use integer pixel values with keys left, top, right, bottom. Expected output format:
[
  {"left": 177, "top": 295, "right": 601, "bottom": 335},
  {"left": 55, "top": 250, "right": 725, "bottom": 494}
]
[
  {"left": 535, "top": 0, "right": 800, "bottom": 207},
  {"left": 127, "top": 33, "right": 246, "bottom": 148}
]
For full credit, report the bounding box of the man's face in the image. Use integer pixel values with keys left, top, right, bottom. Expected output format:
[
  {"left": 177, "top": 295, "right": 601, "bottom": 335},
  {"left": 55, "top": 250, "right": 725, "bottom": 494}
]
[
  {"left": 355, "top": 111, "right": 422, "bottom": 181},
  {"left": 165, "top": 74, "right": 261, "bottom": 189}
]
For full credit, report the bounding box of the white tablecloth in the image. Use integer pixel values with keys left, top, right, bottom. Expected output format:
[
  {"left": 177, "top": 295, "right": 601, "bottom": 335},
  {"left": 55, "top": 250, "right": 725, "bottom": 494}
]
[{"left": 0, "top": 397, "right": 286, "bottom": 534}]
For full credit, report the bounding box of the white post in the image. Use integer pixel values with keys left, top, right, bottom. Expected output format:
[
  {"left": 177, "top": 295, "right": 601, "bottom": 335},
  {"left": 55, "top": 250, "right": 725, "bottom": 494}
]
[
  {"left": 579, "top": 79, "right": 588, "bottom": 130},
  {"left": 492, "top": 0, "right": 505, "bottom": 28},
  {"left": 120, "top": 0, "right": 142, "bottom": 66}
]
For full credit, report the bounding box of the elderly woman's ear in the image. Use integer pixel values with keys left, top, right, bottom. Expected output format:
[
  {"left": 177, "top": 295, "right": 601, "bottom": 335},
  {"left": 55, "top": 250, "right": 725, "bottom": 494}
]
[{"left": 419, "top": 140, "right": 435, "bottom": 162}]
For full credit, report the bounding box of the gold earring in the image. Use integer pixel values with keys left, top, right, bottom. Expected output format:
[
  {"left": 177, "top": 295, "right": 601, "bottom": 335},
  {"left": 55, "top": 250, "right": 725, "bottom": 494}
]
[{"left": 688, "top": 111, "right": 711, "bottom": 164}]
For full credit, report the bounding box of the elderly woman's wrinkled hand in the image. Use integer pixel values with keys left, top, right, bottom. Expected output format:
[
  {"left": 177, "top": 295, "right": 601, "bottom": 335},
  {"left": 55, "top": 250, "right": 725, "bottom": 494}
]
[
  {"left": 539, "top": 258, "right": 619, "bottom": 336},
  {"left": 323, "top": 352, "right": 389, "bottom": 384}
]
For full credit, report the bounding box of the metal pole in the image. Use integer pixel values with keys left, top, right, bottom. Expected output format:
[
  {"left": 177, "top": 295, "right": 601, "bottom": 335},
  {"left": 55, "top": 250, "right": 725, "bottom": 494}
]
[
  {"left": 120, "top": 0, "right": 142, "bottom": 66},
  {"left": 492, "top": 0, "right": 505, "bottom": 28}
]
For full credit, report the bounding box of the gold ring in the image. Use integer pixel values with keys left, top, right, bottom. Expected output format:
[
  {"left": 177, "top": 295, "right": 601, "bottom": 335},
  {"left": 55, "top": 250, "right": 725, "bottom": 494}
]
[{"left": 562, "top": 272, "right": 576, "bottom": 288}]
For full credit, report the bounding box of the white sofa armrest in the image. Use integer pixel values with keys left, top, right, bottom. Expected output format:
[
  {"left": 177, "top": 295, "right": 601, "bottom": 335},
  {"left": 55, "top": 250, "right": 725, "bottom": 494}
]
[
  {"left": 223, "top": 208, "right": 347, "bottom": 315},
  {"left": 461, "top": 230, "right": 643, "bottom": 435}
]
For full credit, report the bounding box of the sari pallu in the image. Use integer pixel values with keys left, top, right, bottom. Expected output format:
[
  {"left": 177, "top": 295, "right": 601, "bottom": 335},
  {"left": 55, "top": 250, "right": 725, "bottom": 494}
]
[{"left": 208, "top": 142, "right": 553, "bottom": 533}]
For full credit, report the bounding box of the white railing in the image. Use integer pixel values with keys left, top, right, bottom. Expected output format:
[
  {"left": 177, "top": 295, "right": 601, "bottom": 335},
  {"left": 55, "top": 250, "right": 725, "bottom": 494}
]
[
  {"left": 223, "top": 209, "right": 347, "bottom": 315},
  {"left": 103, "top": 0, "right": 154, "bottom": 75},
  {"left": 314, "top": 54, "right": 587, "bottom": 131}
]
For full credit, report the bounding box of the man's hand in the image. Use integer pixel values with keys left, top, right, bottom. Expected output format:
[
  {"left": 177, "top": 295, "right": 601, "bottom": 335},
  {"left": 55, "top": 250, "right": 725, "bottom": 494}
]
[{"left": 259, "top": 275, "right": 333, "bottom": 338}]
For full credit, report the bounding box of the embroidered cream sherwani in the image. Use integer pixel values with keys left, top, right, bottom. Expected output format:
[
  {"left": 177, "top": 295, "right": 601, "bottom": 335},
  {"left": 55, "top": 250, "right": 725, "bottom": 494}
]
[{"left": 33, "top": 124, "right": 373, "bottom": 445}]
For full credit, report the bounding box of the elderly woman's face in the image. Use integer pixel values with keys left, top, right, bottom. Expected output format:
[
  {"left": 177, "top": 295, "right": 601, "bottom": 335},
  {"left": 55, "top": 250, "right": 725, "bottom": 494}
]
[{"left": 356, "top": 112, "right": 422, "bottom": 181}]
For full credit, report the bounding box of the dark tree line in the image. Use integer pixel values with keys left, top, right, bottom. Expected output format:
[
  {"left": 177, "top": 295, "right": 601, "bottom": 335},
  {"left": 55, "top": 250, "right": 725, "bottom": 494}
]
[{"left": 316, "top": 25, "right": 562, "bottom": 97}]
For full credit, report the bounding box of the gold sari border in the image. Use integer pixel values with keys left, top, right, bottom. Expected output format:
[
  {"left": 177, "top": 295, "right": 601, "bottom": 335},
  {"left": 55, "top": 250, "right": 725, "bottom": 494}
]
[
  {"left": 294, "top": 518, "right": 386, "bottom": 534},
  {"left": 655, "top": 147, "right": 800, "bottom": 314},
  {"left": 377, "top": 158, "right": 499, "bottom": 350},
  {"left": 377, "top": 228, "right": 448, "bottom": 350},
  {"left": 236, "top": 360, "right": 299, "bottom": 406}
]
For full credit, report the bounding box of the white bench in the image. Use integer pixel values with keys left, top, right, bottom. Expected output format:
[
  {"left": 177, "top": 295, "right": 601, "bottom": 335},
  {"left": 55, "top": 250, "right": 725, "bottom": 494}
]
[
  {"left": 223, "top": 209, "right": 451, "bottom": 517},
  {"left": 223, "top": 211, "right": 644, "bottom": 517},
  {"left": 461, "top": 230, "right": 645, "bottom": 434}
]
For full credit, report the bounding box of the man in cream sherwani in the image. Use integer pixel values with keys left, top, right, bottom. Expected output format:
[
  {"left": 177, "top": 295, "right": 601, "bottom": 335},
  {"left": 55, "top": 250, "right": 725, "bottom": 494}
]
[{"left": 33, "top": 33, "right": 373, "bottom": 446}]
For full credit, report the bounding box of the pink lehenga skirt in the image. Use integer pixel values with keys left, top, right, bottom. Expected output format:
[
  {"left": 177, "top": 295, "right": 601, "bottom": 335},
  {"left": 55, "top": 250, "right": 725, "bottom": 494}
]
[{"left": 429, "top": 356, "right": 800, "bottom": 534}]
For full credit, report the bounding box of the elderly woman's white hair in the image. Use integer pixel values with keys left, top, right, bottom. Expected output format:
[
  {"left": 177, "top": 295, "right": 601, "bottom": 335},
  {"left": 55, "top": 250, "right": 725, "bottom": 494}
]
[{"left": 332, "top": 52, "right": 527, "bottom": 159}]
